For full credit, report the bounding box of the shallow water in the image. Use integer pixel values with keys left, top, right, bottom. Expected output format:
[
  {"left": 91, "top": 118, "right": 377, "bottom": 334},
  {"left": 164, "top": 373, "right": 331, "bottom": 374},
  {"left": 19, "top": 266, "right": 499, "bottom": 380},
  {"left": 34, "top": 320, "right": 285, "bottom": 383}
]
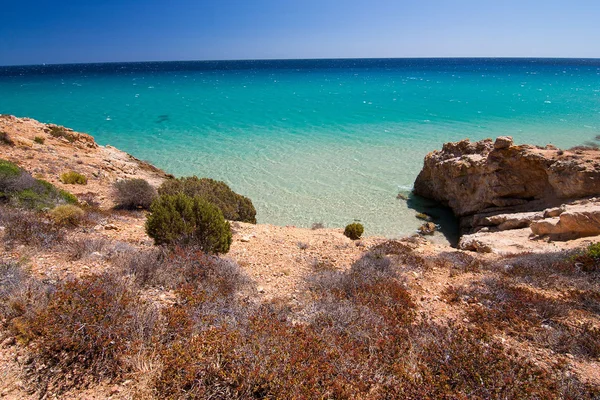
[{"left": 1, "top": 59, "right": 599, "bottom": 237}]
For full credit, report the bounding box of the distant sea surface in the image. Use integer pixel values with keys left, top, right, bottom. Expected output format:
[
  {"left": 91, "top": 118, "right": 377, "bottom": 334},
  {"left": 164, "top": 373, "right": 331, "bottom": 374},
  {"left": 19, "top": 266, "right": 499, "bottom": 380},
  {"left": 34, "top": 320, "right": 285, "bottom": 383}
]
[{"left": 1, "top": 58, "right": 599, "bottom": 237}]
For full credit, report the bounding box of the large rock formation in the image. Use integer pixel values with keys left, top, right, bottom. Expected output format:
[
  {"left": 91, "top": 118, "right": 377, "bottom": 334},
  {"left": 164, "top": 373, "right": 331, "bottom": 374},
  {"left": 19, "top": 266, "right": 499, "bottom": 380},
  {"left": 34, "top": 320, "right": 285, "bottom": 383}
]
[{"left": 414, "top": 136, "right": 600, "bottom": 234}]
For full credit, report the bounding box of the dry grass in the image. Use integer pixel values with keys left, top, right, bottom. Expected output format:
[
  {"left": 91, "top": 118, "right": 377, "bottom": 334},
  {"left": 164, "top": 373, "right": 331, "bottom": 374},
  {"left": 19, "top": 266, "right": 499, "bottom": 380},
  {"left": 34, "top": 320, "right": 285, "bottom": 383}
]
[
  {"left": 1, "top": 235, "right": 599, "bottom": 398},
  {"left": 1, "top": 206, "right": 65, "bottom": 249}
]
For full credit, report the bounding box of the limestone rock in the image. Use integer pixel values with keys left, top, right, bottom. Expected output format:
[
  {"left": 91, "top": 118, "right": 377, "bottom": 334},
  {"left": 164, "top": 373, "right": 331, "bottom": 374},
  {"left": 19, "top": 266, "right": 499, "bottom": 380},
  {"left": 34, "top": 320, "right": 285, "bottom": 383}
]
[
  {"left": 494, "top": 136, "right": 513, "bottom": 150},
  {"left": 531, "top": 204, "right": 600, "bottom": 238},
  {"left": 543, "top": 206, "right": 566, "bottom": 218},
  {"left": 458, "top": 237, "right": 493, "bottom": 253},
  {"left": 414, "top": 137, "right": 600, "bottom": 230},
  {"left": 418, "top": 222, "right": 436, "bottom": 235}
]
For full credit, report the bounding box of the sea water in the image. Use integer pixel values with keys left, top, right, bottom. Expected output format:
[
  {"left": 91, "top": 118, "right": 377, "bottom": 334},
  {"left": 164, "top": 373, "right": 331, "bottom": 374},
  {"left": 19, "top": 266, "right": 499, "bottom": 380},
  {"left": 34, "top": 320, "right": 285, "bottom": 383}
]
[{"left": 1, "top": 59, "right": 599, "bottom": 238}]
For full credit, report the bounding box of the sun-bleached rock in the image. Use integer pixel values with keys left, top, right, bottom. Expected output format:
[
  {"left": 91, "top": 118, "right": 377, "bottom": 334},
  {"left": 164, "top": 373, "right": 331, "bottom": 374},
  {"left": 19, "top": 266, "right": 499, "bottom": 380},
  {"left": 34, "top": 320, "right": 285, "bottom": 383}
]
[
  {"left": 531, "top": 204, "right": 600, "bottom": 238},
  {"left": 414, "top": 137, "right": 600, "bottom": 217},
  {"left": 414, "top": 137, "right": 600, "bottom": 230}
]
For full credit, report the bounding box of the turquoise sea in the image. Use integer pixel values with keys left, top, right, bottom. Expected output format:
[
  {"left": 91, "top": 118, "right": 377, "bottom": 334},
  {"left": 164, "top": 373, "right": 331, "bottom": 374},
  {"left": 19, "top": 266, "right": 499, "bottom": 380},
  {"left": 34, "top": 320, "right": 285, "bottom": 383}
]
[{"left": 1, "top": 59, "right": 599, "bottom": 238}]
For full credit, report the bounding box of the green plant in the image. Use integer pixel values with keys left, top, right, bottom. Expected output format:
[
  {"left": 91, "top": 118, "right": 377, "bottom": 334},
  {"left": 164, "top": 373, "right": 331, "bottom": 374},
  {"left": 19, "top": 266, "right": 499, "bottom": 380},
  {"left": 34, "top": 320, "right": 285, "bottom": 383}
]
[
  {"left": 113, "top": 178, "right": 157, "bottom": 209},
  {"left": 586, "top": 242, "right": 600, "bottom": 259},
  {"left": 0, "top": 159, "right": 77, "bottom": 209},
  {"left": 344, "top": 222, "right": 364, "bottom": 240},
  {"left": 47, "top": 125, "right": 77, "bottom": 142},
  {"left": 59, "top": 189, "right": 79, "bottom": 204},
  {"left": 50, "top": 204, "right": 85, "bottom": 226},
  {"left": 158, "top": 176, "right": 256, "bottom": 223},
  {"left": 60, "top": 171, "right": 87, "bottom": 185},
  {"left": 146, "top": 193, "right": 232, "bottom": 254},
  {"left": 33, "top": 136, "right": 45, "bottom": 144},
  {"left": 0, "top": 159, "right": 21, "bottom": 179}
]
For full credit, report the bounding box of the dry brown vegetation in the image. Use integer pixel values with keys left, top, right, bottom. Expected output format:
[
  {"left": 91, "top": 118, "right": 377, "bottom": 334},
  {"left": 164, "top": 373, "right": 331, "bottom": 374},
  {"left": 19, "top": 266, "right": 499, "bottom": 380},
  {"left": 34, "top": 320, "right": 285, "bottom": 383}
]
[{"left": 1, "top": 224, "right": 599, "bottom": 398}]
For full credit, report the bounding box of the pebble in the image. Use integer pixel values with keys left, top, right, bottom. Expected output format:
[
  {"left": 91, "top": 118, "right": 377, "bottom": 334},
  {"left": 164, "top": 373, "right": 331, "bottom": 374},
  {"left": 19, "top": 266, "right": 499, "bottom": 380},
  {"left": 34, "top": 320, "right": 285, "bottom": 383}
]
[
  {"left": 1, "top": 337, "right": 15, "bottom": 348},
  {"left": 257, "top": 287, "right": 265, "bottom": 293},
  {"left": 105, "top": 224, "right": 119, "bottom": 230}
]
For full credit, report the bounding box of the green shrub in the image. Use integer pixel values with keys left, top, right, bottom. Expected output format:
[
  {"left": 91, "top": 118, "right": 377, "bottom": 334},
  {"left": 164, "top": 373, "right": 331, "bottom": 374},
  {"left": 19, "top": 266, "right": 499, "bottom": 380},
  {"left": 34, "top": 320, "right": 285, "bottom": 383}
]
[
  {"left": 344, "top": 222, "right": 364, "bottom": 240},
  {"left": 158, "top": 176, "right": 256, "bottom": 223},
  {"left": 113, "top": 178, "right": 157, "bottom": 209},
  {"left": 60, "top": 171, "right": 87, "bottom": 185},
  {"left": 59, "top": 189, "right": 79, "bottom": 205},
  {"left": 33, "top": 136, "right": 45, "bottom": 144},
  {"left": 47, "top": 125, "right": 77, "bottom": 142},
  {"left": 586, "top": 242, "right": 600, "bottom": 259},
  {"left": 146, "top": 193, "right": 232, "bottom": 254},
  {"left": 0, "top": 159, "right": 77, "bottom": 209},
  {"left": 0, "top": 159, "right": 20, "bottom": 178},
  {"left": 50, "top": 204, "right": 85, "bottom": 226}
]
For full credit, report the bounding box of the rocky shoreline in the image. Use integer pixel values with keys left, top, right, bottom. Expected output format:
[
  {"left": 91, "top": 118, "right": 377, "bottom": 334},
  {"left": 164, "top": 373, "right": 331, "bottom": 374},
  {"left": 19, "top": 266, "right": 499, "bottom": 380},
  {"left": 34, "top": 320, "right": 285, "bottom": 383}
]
[{"left": 414, "top": 136, "right": 600, "bottom": 253}]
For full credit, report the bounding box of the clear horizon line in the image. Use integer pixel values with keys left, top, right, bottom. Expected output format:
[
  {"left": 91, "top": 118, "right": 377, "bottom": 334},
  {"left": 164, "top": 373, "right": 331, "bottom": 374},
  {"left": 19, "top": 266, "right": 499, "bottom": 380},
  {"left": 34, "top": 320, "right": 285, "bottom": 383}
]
[{"left": 2, "top": 56, "right": 600, "bottom": 68}]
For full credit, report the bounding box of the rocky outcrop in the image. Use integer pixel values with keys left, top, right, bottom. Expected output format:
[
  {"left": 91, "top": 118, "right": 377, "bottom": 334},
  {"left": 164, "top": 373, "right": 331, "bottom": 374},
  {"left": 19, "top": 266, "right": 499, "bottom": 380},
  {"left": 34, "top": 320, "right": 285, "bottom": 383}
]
[
  {"left": 414, "top": 136, "right": 600, "bottom": 233},
  {"left": 530, "top": 202, "right": 600, "bottom": 239}
]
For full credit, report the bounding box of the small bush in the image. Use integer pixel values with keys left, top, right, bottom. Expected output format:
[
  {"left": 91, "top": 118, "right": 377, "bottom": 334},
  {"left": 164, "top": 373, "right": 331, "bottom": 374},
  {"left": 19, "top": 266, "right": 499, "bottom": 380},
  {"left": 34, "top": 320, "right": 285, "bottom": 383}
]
[
  {"left": 0, "top": 261, "right": 50, "bottom": 344},
  {"left": 113, "top": 178, "right": 157, "bottom": 210},
  {"left": 60, "top": 171, "right": 87, "bottom": 185},
  {"left": 47, "top": 125, "right": 77, "bottom": 142},
  {"left": 0, "top": 161, "right": 78, "bottom": 208},
  {"left": 343, "top": 222, "right": 364, "bottom": 240},
  {"left": 146, "top": 193, "right": 232, "bottom": 254},
  {"left": 59, "top": 189, "right": 79, "bottom": 204},
  {"left": 50, "top": 204, "right": 85, "bottom": 226},
  {"left": 33, "top": 136, "right": 45, "bottom": 144},
  {"left": 1, "top": 206, "right": 65, "bottom": 248},
  {"left": 158, "top": 176, "right": 257, "bottom": 223},
  {"left": 68, "top": 238, "right": 110, "bottom": 261},
  {"left": 28, "top": 274, "right": 157, "bottom": 393},
  {"left": 0, "top": 131, "right": 13, "bottom": 145}
]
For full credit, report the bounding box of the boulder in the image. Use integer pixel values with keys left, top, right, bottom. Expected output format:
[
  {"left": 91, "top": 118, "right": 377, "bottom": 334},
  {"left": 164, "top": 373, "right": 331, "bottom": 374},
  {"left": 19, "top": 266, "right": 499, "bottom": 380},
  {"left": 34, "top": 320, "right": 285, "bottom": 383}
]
[
  {"left": 531, "top": 204, "right": 600, "bottom": 238},
  {"left": 494, "top": 136, "right": 513, "bottom": 150},
  {"left": 418, "top": 222, "right": 436, "bottom": 235},
  {"left": 414, "top": 137, "right": 600, "bottom": 232}
]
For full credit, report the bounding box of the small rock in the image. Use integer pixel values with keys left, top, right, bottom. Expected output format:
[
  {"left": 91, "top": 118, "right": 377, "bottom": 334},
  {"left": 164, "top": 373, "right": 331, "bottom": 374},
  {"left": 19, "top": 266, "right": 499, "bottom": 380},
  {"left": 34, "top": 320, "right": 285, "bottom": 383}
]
[
  {"left": 494, "top": 136, "right": 513, "bottom": 150},
  {"left": 396, "top": 193, "right": 409, "bottom": 200},
  {"left": 459, "top": 238, "right": 493, "bottom": 253},
  {"left": 17, "top": 355, "right": 33, "bottom": 365},
  {"left": 257, "top": 287, "right": 265, "bottom": 293},
  {"left": 240, "top": 236, "right": 251, "bottom": 243},
  {"left": 1, "top": 337, "right": 15, "bottom": 348},
  {"left": 104, "top": 224, "right": 118, "bottom": 231},
  {"left": 110, "top": 385, "right": 121, "bottom": 395},
  {"left": 543, "top": 206, "right": 565, "bottom": 218},
  {"left": 418, "top": 222, "right": 436, "bottom": 235},
  {"left": 415, "top": 212, "right": 432, "bottom": 221}
]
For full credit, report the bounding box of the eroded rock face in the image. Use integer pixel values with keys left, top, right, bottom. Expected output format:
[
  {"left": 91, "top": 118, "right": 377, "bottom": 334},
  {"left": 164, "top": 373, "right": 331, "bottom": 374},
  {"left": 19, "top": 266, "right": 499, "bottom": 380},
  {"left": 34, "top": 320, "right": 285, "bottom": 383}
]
[
  {"left": 530, "top": 203, "right": 600, "bottom": 238},
  {"left": 414, "top": 137, "right": 600, "bottom": 225}
]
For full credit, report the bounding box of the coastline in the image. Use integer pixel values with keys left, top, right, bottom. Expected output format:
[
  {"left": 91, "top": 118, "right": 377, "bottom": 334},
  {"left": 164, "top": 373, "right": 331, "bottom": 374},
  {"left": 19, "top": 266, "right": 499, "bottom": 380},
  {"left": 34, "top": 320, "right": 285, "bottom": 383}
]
[{"left": 1, "top": 115, "right": 600, "bottom": 397}]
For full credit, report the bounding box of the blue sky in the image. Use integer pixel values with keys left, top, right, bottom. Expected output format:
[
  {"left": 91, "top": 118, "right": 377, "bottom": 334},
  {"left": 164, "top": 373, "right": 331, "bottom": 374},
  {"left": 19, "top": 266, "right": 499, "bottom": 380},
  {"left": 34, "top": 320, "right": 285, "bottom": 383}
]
[{"left": 1, "top": 0, "right": 599, "bottom": 65}]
